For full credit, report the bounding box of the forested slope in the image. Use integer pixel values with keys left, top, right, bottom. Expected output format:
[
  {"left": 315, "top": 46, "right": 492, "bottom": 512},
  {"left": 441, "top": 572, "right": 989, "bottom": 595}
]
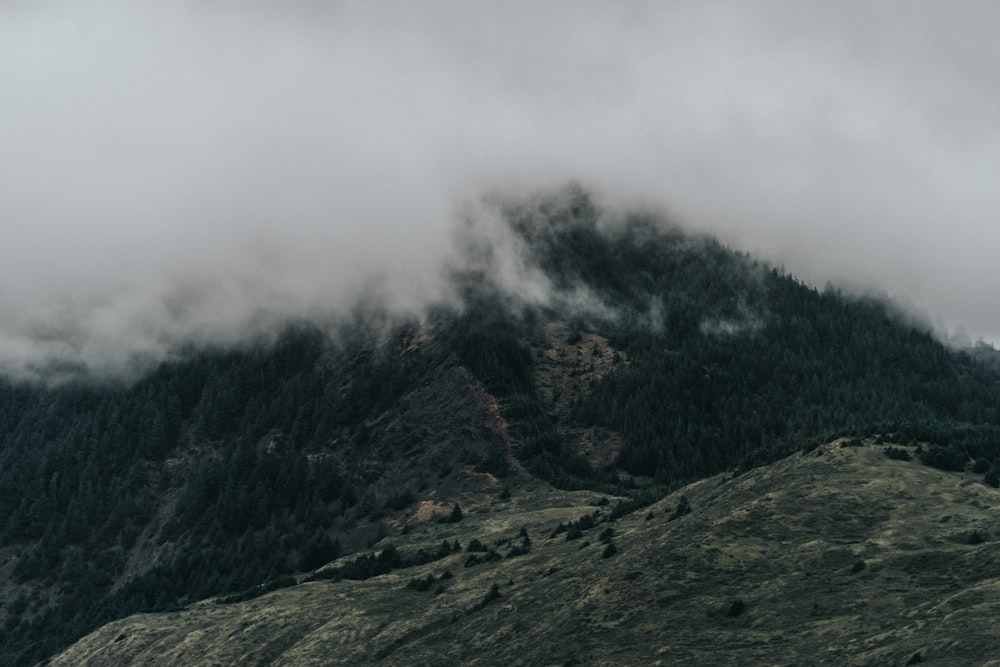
[{"left": 3, "top": 187, "right": 1000, "bottom": 664}]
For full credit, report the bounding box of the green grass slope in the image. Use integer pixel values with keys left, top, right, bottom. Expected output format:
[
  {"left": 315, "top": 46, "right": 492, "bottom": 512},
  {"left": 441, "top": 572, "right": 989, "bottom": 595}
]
[{"left": 54, "top": 439, "right": 1000, "bottom": 666}]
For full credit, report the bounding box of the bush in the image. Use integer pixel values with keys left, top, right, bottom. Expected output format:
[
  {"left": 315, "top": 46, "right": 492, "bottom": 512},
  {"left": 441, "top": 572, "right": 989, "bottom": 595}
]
[
  {"left": 465, "top": 550, "right": 501, "bottom": 568},
  {"left": 884, "top": 446, "right": 912, "bottom": 461},
  {"left": 726, "top": 599, "right": 745, "bottom": 617},
  {"left": 482, "top": 583, "right": 501, "bottom": 605},
  {"left": 919, "top": 445, "right": 966, "bottom": 472},
  {"left": 407, "top": 574, "right": 436, "bottom": 592},
  {"left": 668, "top": 496, "right": 691, "bottom": 521},
  {"left": 602, "top": 541, "right": 618, "bottom": 558},
  {"left": 506, "top": 544, "right": 530, "bottom": 558}
]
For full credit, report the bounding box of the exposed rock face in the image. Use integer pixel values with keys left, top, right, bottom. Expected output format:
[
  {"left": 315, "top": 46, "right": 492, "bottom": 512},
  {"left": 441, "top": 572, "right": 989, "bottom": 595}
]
[{"left": 53, "top": 440, "right": 1000, "bottom": 666}]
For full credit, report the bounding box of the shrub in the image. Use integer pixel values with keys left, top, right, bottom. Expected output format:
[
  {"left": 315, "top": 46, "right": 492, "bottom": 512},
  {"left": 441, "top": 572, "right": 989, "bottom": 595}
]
[
  {"left": 726, "top": 599, "right": 745, "bottom": 617},
  {"left": 465, "top": 550, "right": 502, "bottom": 568},
  {"left": 506, "top": 544, "right": 530, "bottom": 558},
  {"left": 884, "top": 446, "right": 912, "bottom": 461},
  {"left": 482, "top": 583, "right": 501, "bottom": 604},
  {"left": 602, "top": 541, "right": 618, "bottom": 558},
  {"left": 407, "top": 574, "right": 436, "bottom": 592},
  {"left": 919, "top": 445, "right": 966, "bottom": 472},
  {"left": 469, "top": 583, "right": 502, "bottom": 613},
  {"left": 668, "top": 496, "right": 691, "bottom": 521}
]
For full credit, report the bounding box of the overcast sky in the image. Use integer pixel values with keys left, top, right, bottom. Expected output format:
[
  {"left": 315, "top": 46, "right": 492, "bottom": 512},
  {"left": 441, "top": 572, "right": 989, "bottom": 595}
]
[{"left": 2, "top": 0, "right": 999, "bottom": 378}]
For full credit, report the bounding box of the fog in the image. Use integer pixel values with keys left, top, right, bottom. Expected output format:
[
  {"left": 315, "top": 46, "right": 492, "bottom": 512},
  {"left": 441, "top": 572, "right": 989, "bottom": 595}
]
[{"left": 2, "top": 0, "right": 999, "bottom": 378}]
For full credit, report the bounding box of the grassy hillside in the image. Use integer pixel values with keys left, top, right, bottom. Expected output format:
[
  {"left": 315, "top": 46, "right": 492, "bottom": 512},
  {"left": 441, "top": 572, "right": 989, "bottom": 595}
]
[{"left": 53, "top": 439, "right": 1000, "bottom": 666}]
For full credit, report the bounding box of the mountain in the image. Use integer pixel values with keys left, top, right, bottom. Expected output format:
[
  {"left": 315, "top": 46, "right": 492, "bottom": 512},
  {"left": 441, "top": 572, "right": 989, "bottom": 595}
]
[
  {"left": 4, "top": 186, "right": 1000, "bottom": 664},
  {"left": 51, "top": 439, "right": 1000, "bottom": 666}
]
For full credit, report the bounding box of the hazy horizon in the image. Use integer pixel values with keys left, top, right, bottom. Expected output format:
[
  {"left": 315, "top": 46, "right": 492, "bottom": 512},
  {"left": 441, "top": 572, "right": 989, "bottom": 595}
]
[{"left": 3, "top": 0, "right": 999, "bottom": 378}]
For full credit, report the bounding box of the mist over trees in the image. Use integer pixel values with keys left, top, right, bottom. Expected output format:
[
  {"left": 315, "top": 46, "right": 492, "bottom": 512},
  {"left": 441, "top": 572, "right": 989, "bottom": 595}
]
[
  {"left": 4, "top": 189, "right": 1000, "bottom": 664},
  {"left": 4, "top": 2, "right": 1000, "bottom": 378}
]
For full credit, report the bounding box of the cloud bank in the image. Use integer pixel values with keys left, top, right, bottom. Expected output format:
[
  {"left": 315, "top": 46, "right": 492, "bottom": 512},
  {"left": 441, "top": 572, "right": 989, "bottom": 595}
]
[{"left": 2, "top": 0, "right": 999, "bottom": 377}]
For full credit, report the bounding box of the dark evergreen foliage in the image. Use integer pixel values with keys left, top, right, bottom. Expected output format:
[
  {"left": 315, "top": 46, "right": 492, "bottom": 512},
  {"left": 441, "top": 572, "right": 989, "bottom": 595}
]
[
  {"left": 471, "top": 583, "right": 501, "bottom": 612},
  {"left": 466, "top": 539, "right": 488, "bottom": 553},
  {"left": 464, "top": 550, "right": 502, "bottom": 568},
  {"left": 667, "top": 496, "right": 692, "bottom": 522},
  {"left": 918, "top": 445, "right": 967, "bottom": 472},
  {"left": 884, "top": 447, "right": 912, "bottom": 461},
  {"left": 5, "top": 187, "right": 1000, "bottom": 663}
]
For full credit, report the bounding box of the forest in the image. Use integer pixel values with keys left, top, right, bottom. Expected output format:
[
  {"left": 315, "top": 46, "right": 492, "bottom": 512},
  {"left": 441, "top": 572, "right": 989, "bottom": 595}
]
[{"left": 4, "top": 188, "right": 1000, "bottom": 664}]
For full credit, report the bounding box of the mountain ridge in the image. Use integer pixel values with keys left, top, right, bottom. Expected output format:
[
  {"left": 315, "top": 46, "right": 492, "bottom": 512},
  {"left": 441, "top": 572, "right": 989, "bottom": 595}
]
[
  {"left": 4, "top": 188, "right": 1000, "bottom": 663},
  {"left": 52, "top": 438, "right": 1000, "bottom": 666}
]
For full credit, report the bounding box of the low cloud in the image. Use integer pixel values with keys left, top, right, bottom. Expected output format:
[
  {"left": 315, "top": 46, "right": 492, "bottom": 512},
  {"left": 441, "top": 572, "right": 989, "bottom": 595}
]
[{"left": 2, "top": 1, "right": 999, "bottom": 378}]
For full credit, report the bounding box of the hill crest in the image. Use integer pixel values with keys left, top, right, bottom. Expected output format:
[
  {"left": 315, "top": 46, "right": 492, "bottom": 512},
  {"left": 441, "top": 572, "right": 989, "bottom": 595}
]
[{"left": 53, "top": 439, "right": 1000, "bottom": 666}]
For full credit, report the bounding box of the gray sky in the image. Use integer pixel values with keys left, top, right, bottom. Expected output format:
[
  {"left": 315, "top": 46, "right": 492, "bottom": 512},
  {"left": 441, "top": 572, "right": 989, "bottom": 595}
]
[{"left": 2, "top": 0, "right": 999, "bottom": 378}]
